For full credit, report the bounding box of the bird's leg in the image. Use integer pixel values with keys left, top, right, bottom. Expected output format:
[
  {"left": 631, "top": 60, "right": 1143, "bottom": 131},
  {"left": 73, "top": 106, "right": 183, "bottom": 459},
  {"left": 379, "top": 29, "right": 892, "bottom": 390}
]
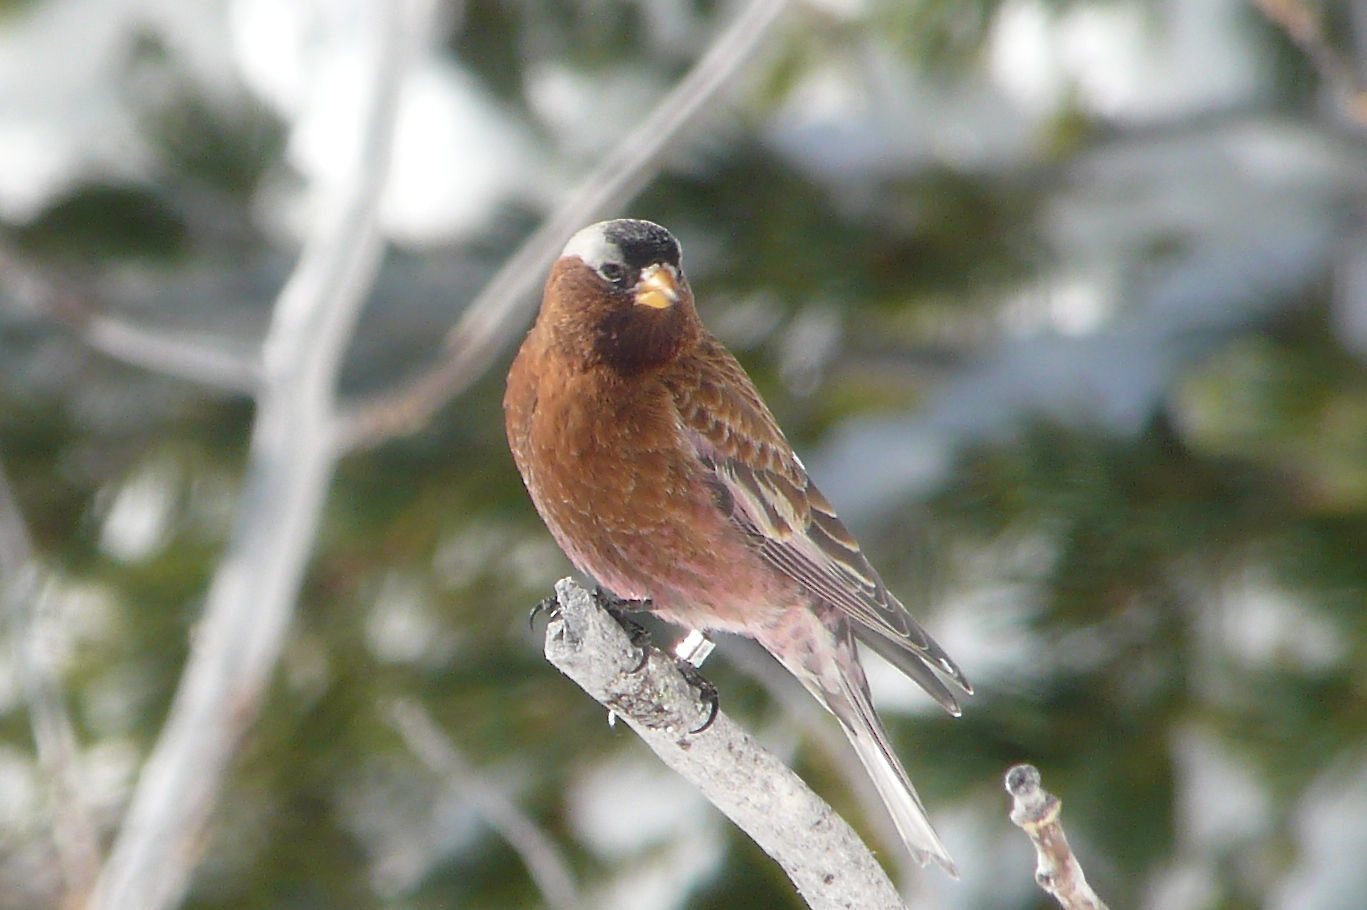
[
  {"left": 673, "top": 630, "right": 719, "bottom": 734},
  {"left": 592, "top": 586, "right": 653, "bottom": 672},
  {"left": 593, "top": 585, "right": 653, "bottom": 614},
  {"left": 673, "top": 630, "right": 715, "bottom": 668}
]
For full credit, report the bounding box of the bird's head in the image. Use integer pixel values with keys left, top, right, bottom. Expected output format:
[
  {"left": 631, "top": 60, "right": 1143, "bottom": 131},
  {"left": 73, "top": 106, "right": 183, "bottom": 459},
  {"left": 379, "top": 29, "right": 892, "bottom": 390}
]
[{"left": 542, "top": 219, "right": 700, "bottom": 374}]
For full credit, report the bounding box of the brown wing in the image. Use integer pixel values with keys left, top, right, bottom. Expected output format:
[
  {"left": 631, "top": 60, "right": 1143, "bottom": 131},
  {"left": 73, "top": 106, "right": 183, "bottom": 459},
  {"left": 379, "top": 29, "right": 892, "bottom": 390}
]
[{"left": 663, "top": 334, "right": 971, "bottom": 712}]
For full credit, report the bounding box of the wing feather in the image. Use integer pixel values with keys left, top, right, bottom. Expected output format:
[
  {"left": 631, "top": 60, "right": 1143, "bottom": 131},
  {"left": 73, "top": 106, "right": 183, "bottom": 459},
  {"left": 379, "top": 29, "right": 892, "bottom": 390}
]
[{"left": 665, "top": 335, "right": 971, "bottom": 704}]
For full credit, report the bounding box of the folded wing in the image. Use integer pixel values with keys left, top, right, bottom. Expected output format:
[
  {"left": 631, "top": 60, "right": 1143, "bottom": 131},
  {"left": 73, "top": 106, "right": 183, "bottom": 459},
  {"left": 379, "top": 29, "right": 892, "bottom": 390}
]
[{"left": 664, "top": 335, "right": 971, "bottom": 713}]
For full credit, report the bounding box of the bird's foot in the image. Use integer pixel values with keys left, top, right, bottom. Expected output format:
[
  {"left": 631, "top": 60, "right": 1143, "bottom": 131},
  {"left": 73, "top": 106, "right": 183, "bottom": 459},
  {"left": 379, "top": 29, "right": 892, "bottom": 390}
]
[
  {"left": 593, "top": 587, "right": 654, "bottom": 671},
  {"left": 528, "top": 595, "right": 559, "bottom": 629},
  {"left": 673, "top": 629, "right": 715, "bottom": 669},
  {"left": 583, "top": 589, "right": 719, "bottom": 732},
  {"left": 619, "top": 618, "right": 652, "bottom": 673},
  {"left": 671, "top": 631, "right": 719, "bottom": 733},
  {"left": 674, "top": 659, "right": 720, "bottom": 734},
  {"left": 592, "top": 585, "right": 653, "bottom": 615}
]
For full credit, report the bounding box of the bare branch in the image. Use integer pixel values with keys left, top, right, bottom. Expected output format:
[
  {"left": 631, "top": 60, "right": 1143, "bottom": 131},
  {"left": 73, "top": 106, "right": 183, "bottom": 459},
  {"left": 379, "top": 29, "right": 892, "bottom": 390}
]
[
  {"left": 0, "top": 456, "right": 102, "bottom": 903},
  {"left": 335, "top": 0, "right": 794, "bottom": 451},
  {"left": 1005, "top": 764, "right": 1109, "bottom": 910},
  {"left": 387, "top": 699, "right": 583, "bottom": 910},
  {"left": 86, "top": 2, "right": 435, "bottom": 908},
  {"left": 0, "top": 243, "right": 261, "bottom": 394},
  {"left": 1249, "top": 0, "right": 1367, "bottom": 124},
  {"left": 543, "top": 577, "right": 908, "bottom": 910}
]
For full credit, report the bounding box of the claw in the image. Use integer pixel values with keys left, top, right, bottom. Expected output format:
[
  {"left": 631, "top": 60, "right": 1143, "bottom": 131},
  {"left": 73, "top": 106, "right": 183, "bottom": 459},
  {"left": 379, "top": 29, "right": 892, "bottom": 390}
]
[
  {"left": 627, "top": 629, "right": 651, "bottom": 673},
  {"left": 528, "top": 596, "right": 558, "bottom": 629},
  {"left": 615, "top": 616, "right": 651, "bottom": 673},
  {"left": 675, "top": 659, "right": 720, "bottom": 734}
]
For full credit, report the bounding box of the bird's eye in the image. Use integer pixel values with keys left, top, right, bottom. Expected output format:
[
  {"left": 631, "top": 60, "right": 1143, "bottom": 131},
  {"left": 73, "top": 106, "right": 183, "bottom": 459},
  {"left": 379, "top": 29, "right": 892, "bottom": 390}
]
[{"left": 598, "top": 262, "right": 627, "bottom": 286}]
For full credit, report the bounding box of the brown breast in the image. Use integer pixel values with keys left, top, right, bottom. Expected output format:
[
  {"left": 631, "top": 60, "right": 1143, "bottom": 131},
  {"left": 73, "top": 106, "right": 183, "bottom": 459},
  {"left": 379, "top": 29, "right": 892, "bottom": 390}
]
[{"left": 505, "top": 333, "right": 790, "bottom": 628}]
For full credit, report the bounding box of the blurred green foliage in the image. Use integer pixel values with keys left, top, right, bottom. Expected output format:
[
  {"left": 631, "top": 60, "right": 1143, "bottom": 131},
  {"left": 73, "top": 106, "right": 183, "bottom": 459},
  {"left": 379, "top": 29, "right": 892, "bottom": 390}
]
[{"left": 3, "top": 0, "right": 1367, "bottom": 909}]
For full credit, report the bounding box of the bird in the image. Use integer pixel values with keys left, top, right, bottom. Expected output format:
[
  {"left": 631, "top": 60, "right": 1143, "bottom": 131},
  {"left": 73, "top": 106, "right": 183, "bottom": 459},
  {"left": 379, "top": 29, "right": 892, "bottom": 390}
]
[{"left": 504, "top": 218, "right": 971, "bottom": 875}]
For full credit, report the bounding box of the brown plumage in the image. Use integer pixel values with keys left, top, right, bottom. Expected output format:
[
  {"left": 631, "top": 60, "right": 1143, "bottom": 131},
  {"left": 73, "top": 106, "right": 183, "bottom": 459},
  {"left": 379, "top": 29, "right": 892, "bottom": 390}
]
[{"left": 505, "top": 218, "right": 970, "bottom": 874}]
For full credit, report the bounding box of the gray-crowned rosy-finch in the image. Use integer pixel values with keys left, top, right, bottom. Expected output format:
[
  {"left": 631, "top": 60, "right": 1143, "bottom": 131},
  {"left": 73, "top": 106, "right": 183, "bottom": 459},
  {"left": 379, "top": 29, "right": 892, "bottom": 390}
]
[{"left": 504, "top": 218, "right": 971, "bottom": 874}]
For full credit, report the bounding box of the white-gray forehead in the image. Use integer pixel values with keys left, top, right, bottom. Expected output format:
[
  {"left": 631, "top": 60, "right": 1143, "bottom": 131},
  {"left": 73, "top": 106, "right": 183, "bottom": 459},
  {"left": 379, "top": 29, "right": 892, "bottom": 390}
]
[{"left": 560, "top": 222, "right": 624, "bottom": 270}]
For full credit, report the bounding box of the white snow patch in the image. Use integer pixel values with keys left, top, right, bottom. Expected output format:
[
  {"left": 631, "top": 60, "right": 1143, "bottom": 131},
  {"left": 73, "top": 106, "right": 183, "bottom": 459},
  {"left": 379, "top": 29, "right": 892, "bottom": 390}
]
[
  {"left": 569, "top": 756, "right": 710, "bottom": 858},
  {"left": 1273, "top": 760, "right": 1367, "bottom": 909},
  {"left": 99, "top": 456, "right": 180, "bottom": 562}
]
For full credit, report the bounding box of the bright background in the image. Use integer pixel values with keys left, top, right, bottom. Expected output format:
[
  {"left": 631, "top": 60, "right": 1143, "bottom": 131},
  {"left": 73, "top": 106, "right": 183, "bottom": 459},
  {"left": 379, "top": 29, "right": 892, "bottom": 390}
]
[{"left": 3, "top": 0, "right": 1367, "bottom": 908}]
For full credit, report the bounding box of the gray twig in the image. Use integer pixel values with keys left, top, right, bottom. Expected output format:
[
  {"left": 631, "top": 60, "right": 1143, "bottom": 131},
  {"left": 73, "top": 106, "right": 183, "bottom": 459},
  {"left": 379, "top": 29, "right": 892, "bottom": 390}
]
[
  {"left": 1005, "top": 764, "right": 1109, "bottom": 910},
  {"left": 335, "top": 0, "right": 794, "bottom": 451},
  {"left": 1249, "top": 0, "right": 1367, "bottom": 124},
  {"left": 0, "top": 456, "right": 102, "bottom": 903},
  {"left": 542, "top": 577, "right": 908, "bottom": 910},
  {"left": 86, "top": 2, "right": 432, "bottom": 908},
  {"left": 387, "top": 699, "right": 583, "bottom": 910},
  {"left": 0, "top": 244, "right": 261, "bottom": 394}
]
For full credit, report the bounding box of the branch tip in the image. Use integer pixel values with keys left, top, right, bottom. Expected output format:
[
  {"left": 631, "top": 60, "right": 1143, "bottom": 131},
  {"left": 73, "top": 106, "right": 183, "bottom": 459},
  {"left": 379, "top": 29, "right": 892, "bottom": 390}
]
[{"left": 1003, "top": 764, "right": 1109, "bottom": 910}]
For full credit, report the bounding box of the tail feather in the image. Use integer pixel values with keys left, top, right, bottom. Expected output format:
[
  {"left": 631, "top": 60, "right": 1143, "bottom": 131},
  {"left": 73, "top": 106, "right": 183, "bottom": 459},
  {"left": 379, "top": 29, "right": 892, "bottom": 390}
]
[
  {"left": 829, "top": 669, "right": 958, "bottom": 877},
  {"left": 763, "top": 615, "right": 958, "bottom": 877}
]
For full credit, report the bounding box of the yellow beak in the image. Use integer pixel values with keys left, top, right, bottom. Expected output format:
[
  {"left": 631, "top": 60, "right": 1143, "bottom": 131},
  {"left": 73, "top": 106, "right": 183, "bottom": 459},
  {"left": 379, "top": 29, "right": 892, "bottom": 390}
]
[{"left": 634, "top": 264, "right": 680, "bottom": 310}]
